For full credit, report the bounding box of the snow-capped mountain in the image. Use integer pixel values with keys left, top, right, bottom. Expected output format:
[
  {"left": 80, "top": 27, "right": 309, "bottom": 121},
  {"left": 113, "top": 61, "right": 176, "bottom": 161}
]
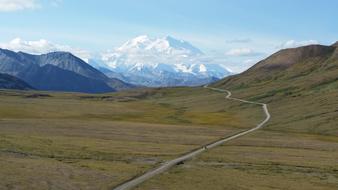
[
  {"left": 93, "top": 35, "right": 233, "bottom": 87},
  {"left": 116, "top": 35, "right": 203, "bottom": 55}
]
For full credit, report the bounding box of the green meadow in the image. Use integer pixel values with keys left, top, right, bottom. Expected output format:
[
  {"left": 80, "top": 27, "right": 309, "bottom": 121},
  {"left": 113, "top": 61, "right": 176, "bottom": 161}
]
[{"left": 0, "top": 87, "right": 262, "bottom": 189}]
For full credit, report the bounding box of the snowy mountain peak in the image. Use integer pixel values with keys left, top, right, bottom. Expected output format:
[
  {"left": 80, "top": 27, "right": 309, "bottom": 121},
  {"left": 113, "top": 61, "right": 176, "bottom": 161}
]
[
  {"left": 117, "top": 35, "right": 151, "bottom": 51},
  {"left": 162, "top": 35, "right": 203, "bottom": 55},
  {"left": 133, "top": 35, "right": 150, "bottom": 41},
  {"left": 95, "top": 35, "right": 233, "bottom": 87},
  {"left": 116, "top": 35, "right": 203, "bottom": 55}
]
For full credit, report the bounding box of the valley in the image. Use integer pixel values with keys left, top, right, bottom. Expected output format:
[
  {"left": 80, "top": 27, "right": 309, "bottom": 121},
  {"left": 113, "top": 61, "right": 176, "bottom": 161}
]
[
  {"left": 0, "top": 87, "right": 263, "bottom": 189},
  {"left": 133, "top": 43, "right": 338, "bottom": 189},
  {"left": 1, "top": 43, "right": 338, "bottom": 190},
  {"left": 1, "top": 1, "right": 337, "bottom": 190},
  {"left": 114, "top": 86, "right": 270, "bottom": 190}
]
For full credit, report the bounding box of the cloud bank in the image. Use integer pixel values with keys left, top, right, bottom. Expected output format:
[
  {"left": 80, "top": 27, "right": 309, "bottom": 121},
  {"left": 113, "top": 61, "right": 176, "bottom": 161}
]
[
  {"left": 0, "top": 38, "right": 91, "bottom": 62},
  {"left": 0, "top": 0, "right": 62, "bottom": 11},
  {"left": 0, "top": 0, "right": 39, "bottom": 11}
]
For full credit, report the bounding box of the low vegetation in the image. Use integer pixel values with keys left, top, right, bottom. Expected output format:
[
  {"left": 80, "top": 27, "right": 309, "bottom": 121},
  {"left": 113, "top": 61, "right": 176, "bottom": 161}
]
[
  {"left": 0, "top": 87, "right": 263, "bottom": 189},
  {"left": 2, "top": 45, "right": 337, "bottom": 190},
  {"left": 135, "top": 44, "right": 338, "bottom": 189},
  {"left": 137, "top": 131, "right": 338, "bottom": 190}
]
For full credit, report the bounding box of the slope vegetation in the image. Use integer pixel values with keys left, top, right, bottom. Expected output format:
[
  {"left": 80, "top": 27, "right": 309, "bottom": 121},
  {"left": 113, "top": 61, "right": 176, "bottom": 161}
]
[{"left": 213, "top": 42, "right": 338, "bottom": 134}]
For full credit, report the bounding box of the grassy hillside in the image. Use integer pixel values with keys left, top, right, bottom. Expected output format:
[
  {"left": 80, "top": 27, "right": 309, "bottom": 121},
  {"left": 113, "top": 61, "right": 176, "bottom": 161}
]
[
  {"left": 0, "top": 87, "right": 263, "bottom": 189},
  {"left": 213, "top": 43, "right": 338, "bottom": 135},
  {"left": 136, "top": 43, "right": 338, "bottom": 190}
]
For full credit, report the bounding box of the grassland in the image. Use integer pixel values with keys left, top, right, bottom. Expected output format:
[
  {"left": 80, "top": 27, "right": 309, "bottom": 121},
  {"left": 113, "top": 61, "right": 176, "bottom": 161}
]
[
  {"left": 135, "top": 46, "right": 338, "bottom": 189},
  {"left": 137, "top": 130, "right": 338, "bottom": 190},
  {"left": 0, "top": 87, "right": 263, "bottom": 189},
  {"left": 135, "top": 88, "right": 338, "bottom": 190},
  {"left": 2, "top": 65, "right": 337, "bottom": 190}
]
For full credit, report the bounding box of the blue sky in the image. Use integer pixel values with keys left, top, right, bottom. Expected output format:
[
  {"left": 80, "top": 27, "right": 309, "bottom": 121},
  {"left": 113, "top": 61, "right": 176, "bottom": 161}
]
[{"left": 0, "top": 0, "right": 337, "bottom": 72}]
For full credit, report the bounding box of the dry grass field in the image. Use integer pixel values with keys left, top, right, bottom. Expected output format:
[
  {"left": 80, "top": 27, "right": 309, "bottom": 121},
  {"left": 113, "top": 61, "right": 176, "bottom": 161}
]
[
  {"left": 0, "top": 87, "right": 263, "bottom": 189},
  {"left": 134, "top": 86, "right": 338, "bottom": 190},
  {"left": 136, "top": 95, "right": 338, "bottom": 190},
  {"left": 2, "top": 66, "right": 337, "bottom": 190},
  {"left": 137, "top": 130, "right": 338, "bottom": 190}
]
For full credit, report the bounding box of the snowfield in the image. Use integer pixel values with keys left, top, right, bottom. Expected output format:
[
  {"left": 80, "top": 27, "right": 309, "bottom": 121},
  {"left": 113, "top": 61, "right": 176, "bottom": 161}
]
[{"left": 90, "top": 35, "right": 233, "bottom": 87}]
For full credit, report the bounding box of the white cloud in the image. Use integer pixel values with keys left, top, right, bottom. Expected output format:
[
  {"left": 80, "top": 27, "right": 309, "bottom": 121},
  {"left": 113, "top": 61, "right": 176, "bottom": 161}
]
[
  {"left": 278, "top": 40, "right": 318, "bottom": 49},
  {"left": 0, "top": 38, "right": 92, "bottom": 62},
  {"left": 0, "top": 0, "right": 39, "bottom": 12},
  {"left": 0, "top": 0, "right": 62, "bottom": 12},
  {"left": 225, "top": 48, "right": 261, "bottom": 57}
]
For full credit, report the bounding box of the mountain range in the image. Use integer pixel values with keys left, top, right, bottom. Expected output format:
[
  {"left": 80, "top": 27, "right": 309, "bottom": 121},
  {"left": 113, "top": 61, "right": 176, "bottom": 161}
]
[
  {"left": 0, "top": 36, "right": 233, "bottom": 92},
  {"left": 2, "top": 38, "right": 336, "bottom": 96},
  {"left": 92, "top": 35, "right": 233, "bottom": 87},
  {"left": 0, "top": 49, "right": 132, "bottom": 93}
]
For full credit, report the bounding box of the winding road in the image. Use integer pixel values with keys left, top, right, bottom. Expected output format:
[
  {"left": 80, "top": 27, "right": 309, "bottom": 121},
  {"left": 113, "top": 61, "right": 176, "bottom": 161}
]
[{"left": 113, "top": 87, "right": 271, "bottom": 190}]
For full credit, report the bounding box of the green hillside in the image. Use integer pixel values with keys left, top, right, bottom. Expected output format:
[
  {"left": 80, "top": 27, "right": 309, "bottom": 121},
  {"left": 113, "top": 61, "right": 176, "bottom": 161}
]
[{"left": 213, "top": 42, "right": 338, "bottom": 135}]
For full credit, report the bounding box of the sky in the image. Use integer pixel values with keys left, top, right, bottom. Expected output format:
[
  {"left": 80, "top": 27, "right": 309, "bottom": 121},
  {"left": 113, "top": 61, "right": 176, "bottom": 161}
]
[{"left": 0, "top": 0, "right": 337, "bottom": 72}]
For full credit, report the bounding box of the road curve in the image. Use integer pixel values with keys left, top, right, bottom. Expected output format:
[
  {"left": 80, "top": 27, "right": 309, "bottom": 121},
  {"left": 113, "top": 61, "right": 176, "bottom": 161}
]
[{"left": 113, "top": 86, "right": 270, "bottom": 190}]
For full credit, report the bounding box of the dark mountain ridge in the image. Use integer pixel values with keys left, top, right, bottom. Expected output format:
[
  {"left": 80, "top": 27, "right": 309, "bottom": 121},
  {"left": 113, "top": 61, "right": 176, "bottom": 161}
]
[
  {"left": 0, "top": 73, "right": 33, "bottom": 90},
  {"left": 0, "top": 49, "right": 133, "bottom": 93}
]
